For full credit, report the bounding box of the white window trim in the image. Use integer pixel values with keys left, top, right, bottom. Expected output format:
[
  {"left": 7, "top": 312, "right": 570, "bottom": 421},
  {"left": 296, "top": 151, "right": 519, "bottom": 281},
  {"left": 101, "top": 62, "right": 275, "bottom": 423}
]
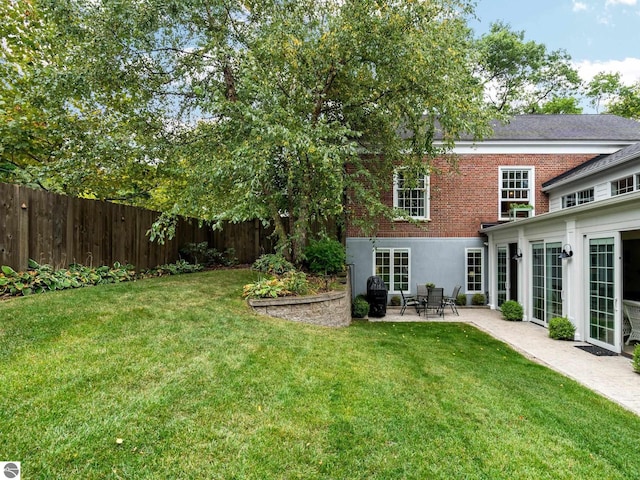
[
  {"left": 498, "top": 166, "right": 535, "bottom": 221},
  {"left": 372, "top": 247, "right": 411, "bottom": 294},
  {"left": 465, "top": 247, "right": 484, "bottom": 294},
  {"left": 393, "top": 171, "right": 431, "bottom": 221}
]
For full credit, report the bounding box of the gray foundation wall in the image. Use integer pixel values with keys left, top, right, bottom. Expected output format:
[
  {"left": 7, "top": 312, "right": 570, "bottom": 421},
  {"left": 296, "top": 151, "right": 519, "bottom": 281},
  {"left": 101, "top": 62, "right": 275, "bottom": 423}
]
[{"left": 346, "top": 237, "right": 487, "bottom": 303}]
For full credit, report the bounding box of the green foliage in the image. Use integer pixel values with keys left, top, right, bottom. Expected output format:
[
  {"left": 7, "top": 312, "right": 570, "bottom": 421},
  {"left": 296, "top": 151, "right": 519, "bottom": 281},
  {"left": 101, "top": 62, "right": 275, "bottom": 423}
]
[
  {"left": 242, "top": 270, "right": 312, "bottom": 299},
  {"left": 456, "top": 293, "right": 468, "bottom": 306},
  {"left": 179, "top": 242, "right": 237, "bottom": 267},
  {"left": 352, "top": 295, "right": 370, "bottom": 318},
  {"left": 633, "top": 345, "right": 640, "bottom": 374},
  {"left": 472, "top": 293, "right": 486, "bottom": 306},
  {"left": 475, "top": 21, "right": 581, "bottom": 114},
  {"left": 425, "top": 282, "right": 436, "bottom": 289},
  {"left": 0, "top": 259, "right": 201, "bottom": 298},
  {"left": 501, "top": 300, "right": 524, "bottom": 321},
  {"left": 242, "top": 277, "right": 289, "bottom": 299},
  {"left": 549, "top": 317, "right": 576, "bottom": 340},
  {"left": 585, "top": 72, "right": 640, "bottom": 120},
  {"left": 251, "top": 254, "right": 296, "bottom": 276},
  {"left": 304, "top": 238, "right": 345, "bottom": 275},
  {"left": 34, "top": 0, "right": 490, "bottom": 263},
  {"left": 389, "top": 295, "right": 401, "bottom": 307}
]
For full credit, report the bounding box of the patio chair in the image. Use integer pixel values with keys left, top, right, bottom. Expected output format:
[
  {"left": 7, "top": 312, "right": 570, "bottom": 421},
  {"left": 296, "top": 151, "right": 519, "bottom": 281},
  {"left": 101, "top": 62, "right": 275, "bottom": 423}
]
[
  {"left": 423, "top": 287, "right": 444, "bottom": 319},
  {"left": 416, "top": 285, "right": 430, "bottom": 316},
  {"left": 623, "top": 300, "right": 640, "bottom": 345},
  {"left": 399, "top": 289, "right": 420, "bottom": 316},
  {"left": 443, "top": 285, "right": 461, "bottom": 316}
]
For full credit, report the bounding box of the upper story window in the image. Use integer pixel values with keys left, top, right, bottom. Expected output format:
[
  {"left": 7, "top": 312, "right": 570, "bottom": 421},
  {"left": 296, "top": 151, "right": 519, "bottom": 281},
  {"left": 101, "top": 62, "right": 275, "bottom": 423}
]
[
  {"left": 611, "top": 175, "right": 637, "bottom": 196},
  {"left": 499, "top": 167, "right": 534, "bottom": 220},
  {"left": 394, "top": 171, "right": 430, "bottom": 220},
  {"left": 562, "top": 188, "right": 594, "bottom": 209}
]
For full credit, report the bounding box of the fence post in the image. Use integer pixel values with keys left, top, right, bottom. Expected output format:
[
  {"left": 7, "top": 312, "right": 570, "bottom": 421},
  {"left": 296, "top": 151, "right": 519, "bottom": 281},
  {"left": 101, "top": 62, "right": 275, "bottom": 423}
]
[{"left": 17, "top": 185, "right": 29, "bottom": 270}]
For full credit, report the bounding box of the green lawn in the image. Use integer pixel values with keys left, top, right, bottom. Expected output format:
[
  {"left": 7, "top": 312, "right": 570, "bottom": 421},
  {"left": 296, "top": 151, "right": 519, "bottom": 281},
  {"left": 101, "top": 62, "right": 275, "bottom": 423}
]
[{"left": 2, "top": 269, "right": 640, "bottom": 479}]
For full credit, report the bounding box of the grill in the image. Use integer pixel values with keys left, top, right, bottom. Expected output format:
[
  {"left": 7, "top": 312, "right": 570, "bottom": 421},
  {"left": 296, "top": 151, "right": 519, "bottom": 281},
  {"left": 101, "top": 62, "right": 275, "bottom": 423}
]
[{"left": 366, "top": 276, "right": 388, "bottom": 318}]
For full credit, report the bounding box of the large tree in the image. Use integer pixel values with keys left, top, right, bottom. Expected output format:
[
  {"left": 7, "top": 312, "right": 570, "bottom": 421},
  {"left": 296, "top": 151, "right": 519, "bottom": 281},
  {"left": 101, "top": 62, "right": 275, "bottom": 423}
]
[
  {"left": 13, "top": 0, "right": 491, "bottom": 263},
  {"left": 585, "top": 72, "right": 640, "bottom": 120},
  {"left": 474, "top": 21, "right": 581, "bottom": 114}
]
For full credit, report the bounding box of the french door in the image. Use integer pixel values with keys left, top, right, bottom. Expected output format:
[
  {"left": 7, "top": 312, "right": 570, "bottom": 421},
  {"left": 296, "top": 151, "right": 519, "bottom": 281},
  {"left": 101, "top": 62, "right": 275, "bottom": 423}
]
[
  {"left": 531, "top": 242, "right": 563, "bottom": 326},
  {"left": 587, "top": 237, "right": 618, "bottom": 349}
]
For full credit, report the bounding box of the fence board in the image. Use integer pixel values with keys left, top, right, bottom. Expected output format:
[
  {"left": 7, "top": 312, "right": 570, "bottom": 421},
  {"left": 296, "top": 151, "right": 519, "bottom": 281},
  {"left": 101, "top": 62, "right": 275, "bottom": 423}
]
[{"left": 0, "top": 183, "right": 282, "bottom": 271}]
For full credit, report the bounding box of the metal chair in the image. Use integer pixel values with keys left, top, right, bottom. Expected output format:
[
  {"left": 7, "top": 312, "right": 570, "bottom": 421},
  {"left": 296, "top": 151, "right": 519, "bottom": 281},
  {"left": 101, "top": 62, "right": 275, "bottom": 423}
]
[
  {"left": 423, "top": 287, "right": 444, "bottom": 319},
  {"left": 623, "top": 300, "right": 640, "bottom": 345},
  {"left": 416, "top": 285, "right": 429, "bottom": 316},
  {"left": 399, "top": 289, "right": 420, "bottom": 316},
  {"left": 443, "top": 285, "right": 461, "bottom": 316}
]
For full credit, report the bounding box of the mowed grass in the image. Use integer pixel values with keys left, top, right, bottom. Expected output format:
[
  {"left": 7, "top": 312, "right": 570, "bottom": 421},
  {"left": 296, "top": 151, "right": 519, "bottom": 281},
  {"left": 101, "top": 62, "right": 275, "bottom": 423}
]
[{"left": 2, "top": 269, "right": 640, "bottom": 479}]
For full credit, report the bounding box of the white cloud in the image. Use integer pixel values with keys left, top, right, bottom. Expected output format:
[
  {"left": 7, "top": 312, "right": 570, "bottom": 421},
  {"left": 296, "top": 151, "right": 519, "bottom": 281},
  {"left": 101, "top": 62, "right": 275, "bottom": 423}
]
[
  {"left": 574, "top": 57, "right": 640, "bottom": 84},
  {"left": 605, "top": 0, "right": 637, "bottom": 5},
  {"left": 572, "top": 1, "right": 588, "bottom": 11}
]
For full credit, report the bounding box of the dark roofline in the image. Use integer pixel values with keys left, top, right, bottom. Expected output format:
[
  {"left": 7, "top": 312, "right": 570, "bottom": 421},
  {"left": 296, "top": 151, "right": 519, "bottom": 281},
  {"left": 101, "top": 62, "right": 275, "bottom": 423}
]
[{"left": 541, "top": 154, "right": 608, "bottom": 189}]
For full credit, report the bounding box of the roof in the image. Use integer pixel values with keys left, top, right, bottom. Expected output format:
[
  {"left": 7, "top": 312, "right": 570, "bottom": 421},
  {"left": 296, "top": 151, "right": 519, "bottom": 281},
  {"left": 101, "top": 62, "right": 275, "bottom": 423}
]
[
  {"left": 543, "top": 141, "right": 640, "bottom": 191},
  {"left": 458, "top": 114, "right": 640, "bottom": 142}
]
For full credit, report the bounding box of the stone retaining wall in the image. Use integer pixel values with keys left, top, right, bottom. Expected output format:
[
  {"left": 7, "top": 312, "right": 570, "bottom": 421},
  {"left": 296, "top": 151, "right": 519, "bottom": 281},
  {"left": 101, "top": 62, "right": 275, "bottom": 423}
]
[{"left": 248, "top": 289, "right": 351, "bottom": 327}]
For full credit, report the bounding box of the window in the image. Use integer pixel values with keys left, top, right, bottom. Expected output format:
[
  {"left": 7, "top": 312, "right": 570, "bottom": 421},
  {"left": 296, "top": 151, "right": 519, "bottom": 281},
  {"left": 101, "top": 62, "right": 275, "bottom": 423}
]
[
  {"left": 612, "top": 175, "right": 636, "bottom": 196},
  {"left": 374, "top": 248, "right": 410, "bottom": 293},
  {"left": 562, "top": 188, "right": 594, "bottom": 209},
  {"left": 466, "top": 248, "right": 483, "bottom": 294},
  {"left": 499, "top": 167, "right": 534, "bottom": 220},
  {"left": 394, "top": 171, "right": 430, "bottom": 219}
]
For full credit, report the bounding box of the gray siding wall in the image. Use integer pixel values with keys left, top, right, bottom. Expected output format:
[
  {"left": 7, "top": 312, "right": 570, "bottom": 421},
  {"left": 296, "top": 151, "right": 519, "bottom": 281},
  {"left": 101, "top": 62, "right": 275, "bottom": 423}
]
[{"left": 346, "top": 237, "right": 487, "bottom": 303}]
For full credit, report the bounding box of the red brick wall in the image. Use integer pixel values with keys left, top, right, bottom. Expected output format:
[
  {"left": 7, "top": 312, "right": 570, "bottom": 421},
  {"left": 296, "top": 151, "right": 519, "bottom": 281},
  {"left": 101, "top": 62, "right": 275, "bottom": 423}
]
[{"left": 347, "top": 153, "right": 595, "bottom": 238}]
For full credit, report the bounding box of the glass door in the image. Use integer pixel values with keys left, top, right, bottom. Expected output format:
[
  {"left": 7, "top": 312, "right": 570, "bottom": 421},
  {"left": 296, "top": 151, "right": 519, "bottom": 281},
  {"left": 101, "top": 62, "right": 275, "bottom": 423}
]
[
  {"left": 588, "top": 237, "right": 617, "bottom": 349},
  {"left": 530, "top": 241, "right": 563, "bottom": 326},
  {"left": 497, "top": 246, "right": 508, "bottom": 307}
]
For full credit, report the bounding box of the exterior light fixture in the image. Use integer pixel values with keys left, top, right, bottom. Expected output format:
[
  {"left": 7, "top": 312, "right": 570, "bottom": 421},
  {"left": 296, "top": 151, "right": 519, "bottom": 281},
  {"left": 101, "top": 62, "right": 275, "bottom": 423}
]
[
  {"left": 512, "top": 248, "right": 523, "bottom": 260},
  {"left": 558, "top": 244, "right": 573, "bottom": 259}
]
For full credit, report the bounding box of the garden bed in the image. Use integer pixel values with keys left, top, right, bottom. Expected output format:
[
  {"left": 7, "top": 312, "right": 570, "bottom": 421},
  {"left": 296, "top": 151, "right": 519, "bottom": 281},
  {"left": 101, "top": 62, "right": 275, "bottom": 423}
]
[{"left": 248, "top": 289, "right": 350, "bottom": 327}]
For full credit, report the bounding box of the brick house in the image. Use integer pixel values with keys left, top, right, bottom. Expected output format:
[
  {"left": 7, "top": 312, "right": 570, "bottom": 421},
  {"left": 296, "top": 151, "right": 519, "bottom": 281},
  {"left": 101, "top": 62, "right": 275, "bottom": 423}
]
[{"left": 346, "top": 115, "right": 640, "bottom": 314}]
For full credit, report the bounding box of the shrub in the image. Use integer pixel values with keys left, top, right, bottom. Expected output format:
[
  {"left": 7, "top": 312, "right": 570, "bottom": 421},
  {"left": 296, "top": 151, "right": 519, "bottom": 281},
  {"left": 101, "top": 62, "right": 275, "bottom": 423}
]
[
  {"left": 243, "top": 277, "right": 288, "bottom": 298},
  {"left": 456, "top": 293, "right": 467, "bottom": 306},
  {"left": 633, "top": 345, "right": 640, "bottom": 374},
  {"left": 425, "top": 282, "right": 436, "bottom": 289},
  {"left": 304, "top": 238, "right": 345, "bottom": 275},
  {"left": 0, "top": 259, "right": 201, "bottom": 298},
  {"left": 282, "top": 271, "right": 311, "bottom": 296},
  {"left": 389, "top": 295, "right": 401, "bottom": 306},
  {"left": 179, "top": 242, "right": 237, "bottom": 267},
  {"left": 501, "top": 300, "right": 523, "bottom": 321},
  {"left": 549, "top": 317, "right": 576, "bottom": 340},
  {"left": 471, "top": 293, "right": 486, "bottom": 306},
  {"left": 352, "top": 295, "right": 370, "bottom": 318},
  {"left": 251, "top": 254, "right": 295, "bottom": 275}
]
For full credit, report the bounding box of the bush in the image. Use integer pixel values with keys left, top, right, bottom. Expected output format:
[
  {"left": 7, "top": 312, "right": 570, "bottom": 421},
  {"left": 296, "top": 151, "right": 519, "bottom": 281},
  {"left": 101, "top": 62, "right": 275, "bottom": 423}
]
[
  {"left": 352, "top": 295, "right": 370, "bottom": 318},
  {"left": 179, "top": 242, "right": 237, "bottom": 267},
  {"left": 304, "top": 238, "right": 346, "bottom": 275},
  {"left": 251, "top": 254, "right": 295, "bottom": 275},
  {"left": 501, "top": 300, "right": 523, "bottom": 321},
  {"left": 549, "top": 317, "right": 576, "bottom": 340},
  {"left": 0, "top": 259, "right": 202, "bottom": 298},
  {"left": 243, "top": 277, "right": 288, "bottom": 299},
  {"left": 282, "top": 271, "right": 311, "bottom": 296},
  {"left": 456, "top": 293, "right": 467, "bottom": 306},
  {"left": 471, "top": 293, "right": 486, "bottom": 306},
  {"left": 389, "top": 295, "right": 401, "bottom": 306},
  {"left": 633, "top": 345, "right": 640, "bottom": 374}
]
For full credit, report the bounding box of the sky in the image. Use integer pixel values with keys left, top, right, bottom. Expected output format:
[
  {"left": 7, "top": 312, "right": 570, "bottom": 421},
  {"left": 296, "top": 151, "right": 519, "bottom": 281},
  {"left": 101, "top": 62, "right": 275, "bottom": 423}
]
[{"left": 472, "top": 0, "right": 640, "bottom": 87}]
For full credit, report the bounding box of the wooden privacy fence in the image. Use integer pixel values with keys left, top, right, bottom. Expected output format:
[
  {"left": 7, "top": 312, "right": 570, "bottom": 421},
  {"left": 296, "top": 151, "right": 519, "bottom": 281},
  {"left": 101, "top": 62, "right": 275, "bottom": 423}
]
[{"left": 0, "top": 183, "right": 274, "bottom": 271}]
